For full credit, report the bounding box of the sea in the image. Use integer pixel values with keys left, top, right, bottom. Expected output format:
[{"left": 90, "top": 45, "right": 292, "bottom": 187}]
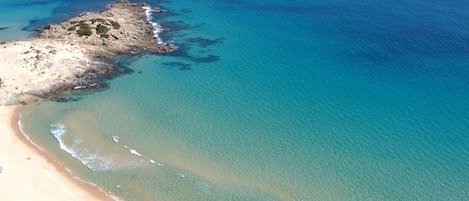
[{"left": 1, "top": 0, "right": 469, "bottom": 200}]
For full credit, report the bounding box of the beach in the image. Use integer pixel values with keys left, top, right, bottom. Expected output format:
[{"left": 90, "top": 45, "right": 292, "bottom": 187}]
[
  {"left": 0, "top": 1, "right": 175, "bottom": 200},
  {"left": 0, "top": 18, "right": 111, "bottom": 201},
  {"left": 2, "top": 0, "right": 469, "bottom": 200},
  {"left": 0, "top": 106, "right": 113, "bottom": 200}
]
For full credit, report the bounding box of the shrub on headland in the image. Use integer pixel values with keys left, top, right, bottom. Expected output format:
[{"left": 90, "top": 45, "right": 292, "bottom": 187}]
[
  {"left": 70, "top": 19, "right": 115, "bottom": 37},
  {"left": 67, "top": 26, "right": 76, "bottom": 31},
  {"left": 76, "top": 21, "right": 92, "bottom": 37},
  {"left": 96, "top": 24, "right": 109, "bottom": 34},
  {"left": 77, "top": 29, "right": 92, "bottom": 36},
  {"left": 100, "top": 34, "right": 110, "bottom": 38},
  {"left": 91, "top": 18, "right": 106, "bottom": 24},
  {"left": 109, "top": 20, "right": 120, "bottom": 29}
]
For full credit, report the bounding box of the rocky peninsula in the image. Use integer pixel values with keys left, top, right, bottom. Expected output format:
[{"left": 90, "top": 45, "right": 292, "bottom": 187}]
[{"left": 0, "top": 0, "right": 176, "bottom": 105}]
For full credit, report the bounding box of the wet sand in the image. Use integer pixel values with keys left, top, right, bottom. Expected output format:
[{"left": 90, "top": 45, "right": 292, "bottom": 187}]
[
  {"left": 0, "top": 1, "right": 175, "bottom": 200},
  {"left": 0, "top": 106, "right": 114, "bottom": 200}
]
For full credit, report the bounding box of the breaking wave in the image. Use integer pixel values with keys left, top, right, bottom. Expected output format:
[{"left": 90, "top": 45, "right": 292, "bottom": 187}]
[
  {"left": 50, "top": 123, "right": 113, "bottom": 171},
  {"left": 143, "top": 6, "right": 164, "bottom": 44}
]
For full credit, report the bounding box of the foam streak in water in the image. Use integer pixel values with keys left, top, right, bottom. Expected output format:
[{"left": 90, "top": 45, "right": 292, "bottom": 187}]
[
  {"left": 129, "top": 149, "right": 142, "bottom": 157},
  {"left": 50, "top": 123, "right": 113, "bottom": 171},
  {"left": 112, "top": 135, "right": 119, "bottom": 143}
]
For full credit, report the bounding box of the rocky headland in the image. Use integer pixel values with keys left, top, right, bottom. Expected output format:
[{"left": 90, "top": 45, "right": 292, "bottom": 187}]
[
  {"left": 38, "top": 0, "right": 176, "bottom": 54},
  {"left": 0, "top": 0, "right": 176, "bottom": 105}
]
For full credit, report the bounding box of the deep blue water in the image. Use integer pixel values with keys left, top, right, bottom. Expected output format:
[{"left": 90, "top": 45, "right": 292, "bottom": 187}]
[{"left": 3, "top": 0, "right": 469, "bottom": 200}]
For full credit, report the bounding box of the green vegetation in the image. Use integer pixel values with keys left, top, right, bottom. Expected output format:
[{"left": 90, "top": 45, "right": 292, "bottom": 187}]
[
  {"left": 100, "top": 34, "right": 110, "bottom": 38},
  {"left": 109, "top": 20, "right": 120, "bottom": 29},
  {"left": 96, "top": 24, "right": 109, "bottom": 34},
  {"left": 91, "top": 18, "right": 106, "bottom": 24},
  {"left": 77, "top": 28, "right": 92, "bottom": 37},
  {"left": 67, "top": 26, "right": 76, "bottom": 31},
  {"left": 76, "top": 21, "right": 92, "bottom": 37},
  {"left": 66, "top": 18, "right": 119, "bottom": 37},
  {"left": 96, "top": 23, "right": 111, "bottom": 38}
]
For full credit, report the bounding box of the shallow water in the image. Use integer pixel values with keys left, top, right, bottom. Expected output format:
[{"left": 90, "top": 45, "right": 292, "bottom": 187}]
[{"left": 5, "top": 0, "right": 469, "bottom": 200}]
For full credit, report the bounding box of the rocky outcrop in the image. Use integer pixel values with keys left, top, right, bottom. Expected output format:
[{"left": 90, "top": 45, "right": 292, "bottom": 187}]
[
  {"left": 0, "top": 1, "right": 177, "bottom": 105},
  {"left": 39, "top": 1, "right": 176, "bottom": 55}
]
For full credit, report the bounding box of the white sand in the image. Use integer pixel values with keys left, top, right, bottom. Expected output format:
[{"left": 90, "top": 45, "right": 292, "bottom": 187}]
[
  {"left": 0, "top": 2, "right": 172, "bottom": 199},
  {"left": 0, "top": 39, "right": 113, "bottom": 200},
  {"left": 0, "top": 39, "right": 94, "bottom": 105},
  {"left": 0, "top": 106, "right": 113, "bottom": 200}
]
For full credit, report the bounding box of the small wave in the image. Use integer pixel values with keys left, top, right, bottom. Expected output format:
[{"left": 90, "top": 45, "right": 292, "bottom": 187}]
[
  {"left": 112, "top": 135, "right": 119, "bottom": 143},
  {"left": 142, "top": 6, "right": 164, "bottom": 44},
  {"left": 17, "top": 116, "right": 45, "bottom": 152},
  {"left": 50, "top": 124, "right": 113, "bottom": 171},
  {"left": 129, "top": 149, "right": 142, "bottom": 157},
  {"left": 122, "top": 145, "right": 143, "bottom": 157},
  {"left": 19, "top": 118, "right": 119, "bottom": 200},
  {"left": 50, "top": 124, "right": 66, "bottom": 147},
  {"left": 74, "top": 85, "right": 86, "bottom": 90}
]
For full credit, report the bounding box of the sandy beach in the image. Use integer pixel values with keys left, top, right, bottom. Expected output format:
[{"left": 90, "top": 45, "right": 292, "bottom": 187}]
[
  {"left": 0, "top": 106, "right": 113, "bottom": 200},
  {"left": 0, "top": 33, "right": 112, "bottom": 201},
  {"left": 0, "top": 1, "right": 177, "bottom": 199}
]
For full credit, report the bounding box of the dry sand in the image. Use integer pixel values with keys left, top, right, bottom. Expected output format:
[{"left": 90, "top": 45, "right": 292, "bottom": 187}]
[
  {"left": 0, "top": 40, "right": 111, "bottom": 200},
  {"left": 0, "top": 1, "right": 176, "bottom": 199},
  {"left": 0, "top": 1, "right": 175, "bottom": 105},
  {"left": 0, "top": 39, "right": 95, "bottom": 105},
  {"left": 0, "top": 106, "right": 113, "bottom": 200}
]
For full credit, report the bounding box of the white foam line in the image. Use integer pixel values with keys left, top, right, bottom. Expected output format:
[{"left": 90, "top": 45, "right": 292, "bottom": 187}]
[
  {"left": 143, "top": 6, "right": 164, "bottom": 44},
  {"left": 123, "top": 145, "right": 143, "bottom": 157},
  {"left": 17, "top": 116, "right": 46, "bottom": 153},
  {"left": 129, "top": 149, "right": 142, "bottom": 157},
  {"left": 112, "top": 135, "right": 119, "bottom": 143},
  {"left": 50, "top": 124, "right": 113, "bottom": 171},
  {"left": 17, "top": 118, "right": 121, "bottom": 200}
]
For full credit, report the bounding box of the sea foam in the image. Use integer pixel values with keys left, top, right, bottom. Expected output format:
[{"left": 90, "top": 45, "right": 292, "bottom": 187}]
[
  {"left": 142, "top": 6, "right": 164, "bottom": 44},
  {"left": 129, "top": 149, "right": 142, "bottom": 157},
  {"left": 112, "top": 135, "right": 119, "bottom": 143},
  {"left": 18, "top": 115, "right": 46, "bottom": 153},
  {"left": 50, "top": 123, "right": 113, "bottom": 171}
]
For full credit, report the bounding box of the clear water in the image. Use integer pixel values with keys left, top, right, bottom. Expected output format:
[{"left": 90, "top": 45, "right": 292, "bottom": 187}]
[{"left": 4, "top": 0, "right": 469, "bottom": 200}]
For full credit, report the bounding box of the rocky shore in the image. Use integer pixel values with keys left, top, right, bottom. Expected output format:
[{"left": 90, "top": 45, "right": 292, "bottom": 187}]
[
  {"left": 0, "top": 0, "right": 176, "bottom": 105},
  {"left": 38, "top": 0, "right": 176, "bottom": 54}
]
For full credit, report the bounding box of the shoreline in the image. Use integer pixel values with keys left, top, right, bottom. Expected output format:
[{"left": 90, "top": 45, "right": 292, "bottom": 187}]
[
  {"left": 0, "top": 105, "right": 115, "bottom": 200},
  {"left": 0, "top": 1, "right": 175, "bottom": 199},
  {"left": 0, "top": 0, "right": 176, "bottom": 105}
]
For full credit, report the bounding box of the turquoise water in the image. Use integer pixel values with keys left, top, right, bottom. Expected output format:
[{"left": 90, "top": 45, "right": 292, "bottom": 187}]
[{"left": 4, "top": 0, "right": 469, "bottom": 200}]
